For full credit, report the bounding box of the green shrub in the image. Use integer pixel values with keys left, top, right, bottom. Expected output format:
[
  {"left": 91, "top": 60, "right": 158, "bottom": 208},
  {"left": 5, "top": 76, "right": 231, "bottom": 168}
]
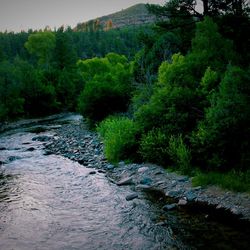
[
  {"left": 168, "top": 135, "right": 192, "bottom": 174},
  {"left": 97, "top": 116, "right": 139, "bottom": 164},
  {"left": 78, "top": 76, "right": 129, "bottom": 123},
  {"left": 77, "top": 53, "right": 133, "bottom": 123},
  {"left": 139, "top": 128, "right": 169, "bottom": 166}
]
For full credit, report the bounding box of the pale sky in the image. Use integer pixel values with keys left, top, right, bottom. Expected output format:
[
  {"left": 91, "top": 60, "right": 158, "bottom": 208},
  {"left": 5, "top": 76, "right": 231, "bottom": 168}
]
[{"left": 0, "top": 0, "right": 165, "bottom": 32}]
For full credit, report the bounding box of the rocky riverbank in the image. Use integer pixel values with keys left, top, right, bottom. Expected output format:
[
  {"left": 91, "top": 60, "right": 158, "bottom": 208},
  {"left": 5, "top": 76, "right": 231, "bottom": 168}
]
[{"left": 42, "top": 117, "right": 250, "bottom": 221}]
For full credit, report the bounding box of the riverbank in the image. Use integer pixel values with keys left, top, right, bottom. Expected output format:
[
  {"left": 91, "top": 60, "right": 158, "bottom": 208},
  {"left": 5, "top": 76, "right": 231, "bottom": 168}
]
[{"left": 41, "top": 115, "right": 250, "bottom": 222}]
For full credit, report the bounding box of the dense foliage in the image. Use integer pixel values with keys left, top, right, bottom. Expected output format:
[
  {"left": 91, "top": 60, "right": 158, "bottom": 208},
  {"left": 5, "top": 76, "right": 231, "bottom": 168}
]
[
  {"left": 77, "top": 53, "right": 133, "bottom": 123},
  {"left": 98, "top": 1, "right": 250, "bottom": 181},
  {"left": 0, "top": 26, "right": 146, "bottom": 121}
]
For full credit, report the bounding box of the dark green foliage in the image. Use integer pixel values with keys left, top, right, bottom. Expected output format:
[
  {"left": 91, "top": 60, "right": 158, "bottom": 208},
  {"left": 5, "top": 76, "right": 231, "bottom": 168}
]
[
  {"left": 22, "top": 73, "right": 58, "bottom": 116},
  {"left": 133, "top": 17, "right": 249, "bottom": 174},
  {"left": 216, "top": 13, "right": 250, "bottom": 67},
  {"left": 188, "top": 17, "right": 236, "bottom": 74},
  {"left": 133, "top": 32, "right": 181, "bottom": 84},
  {"left": 71, "top": 26, "right": 147, "bottom": 60},
  {"left": 134, "top": 53, "right": 202, "bottom": 135},
  {"left": 53, "top": 29, "right": 77, "bottom": 70},
  {"left": 53, "top": 69, "right": 77, "bottom": 110},
  {"left": 147, "top": 0, "right": 196, "bottom": 54},
  {"left": 0, "top": 61, "right": 24, "bottom": 120},
  {"left": 77, "top": 53, "right": 133, "bottom": 122},
  {"left": 147, "top": 0, "right": 249, "bottom": 19},
  {"left": 0, "top": 25, "right": 148, "bottom": 122},
  {"left": 191, "top": 66, "right": 250, "bottom": 171}
]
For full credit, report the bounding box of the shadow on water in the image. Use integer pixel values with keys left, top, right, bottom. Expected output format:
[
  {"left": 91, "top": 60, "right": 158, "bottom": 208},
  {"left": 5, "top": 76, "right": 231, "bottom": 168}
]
[
  {"left": 143, "top": 188, "right": 250, "bottom": 250},
  {"left": 0, "top": 171, "right": 16, "bottom": 189},
  {"left": 0, "top": 170, "right": 18, "bottom": 205}
]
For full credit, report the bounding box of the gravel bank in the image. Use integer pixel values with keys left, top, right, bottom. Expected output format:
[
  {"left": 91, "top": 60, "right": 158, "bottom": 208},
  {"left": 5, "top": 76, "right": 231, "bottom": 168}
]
[{"left": 43, "top": 118, "right": 250, "bottom": 221}]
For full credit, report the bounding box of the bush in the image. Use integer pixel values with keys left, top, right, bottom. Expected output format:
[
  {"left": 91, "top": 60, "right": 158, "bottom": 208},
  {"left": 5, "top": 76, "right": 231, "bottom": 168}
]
[
  {"left": 78, "top": 76, "right": 129, "bottom": 123},
  {"left": 139, "top": 128, "right": 169, "bottom": 166},
  {"left": 97, "top": 117, "right": 139, "bottom": 164},
  {"left": 168, "top": 135, "right": 192, "bottom": 174},
  {"left": 78, "top": 53, "right": 133, "bottom": 123}
]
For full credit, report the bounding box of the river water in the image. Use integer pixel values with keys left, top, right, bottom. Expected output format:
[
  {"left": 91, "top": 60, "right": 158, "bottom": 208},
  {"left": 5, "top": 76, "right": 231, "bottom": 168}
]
[{"left": 0, "top": 114, "right": 249, "bottom": 250}]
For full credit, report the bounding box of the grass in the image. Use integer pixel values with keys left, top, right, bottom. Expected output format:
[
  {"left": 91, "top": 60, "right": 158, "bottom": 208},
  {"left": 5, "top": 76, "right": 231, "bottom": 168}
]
[
  {"left": 192, "top": 170, "right": 250, "bottom": 193},
  {"left": 97, "top": 116, "right": 139, "bottom": 164}
]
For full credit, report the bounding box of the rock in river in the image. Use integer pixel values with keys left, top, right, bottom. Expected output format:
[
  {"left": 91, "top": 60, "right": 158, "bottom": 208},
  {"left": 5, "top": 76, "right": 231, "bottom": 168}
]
[{"left": 32, "top": 135, "right": 52, "bottom": 142}]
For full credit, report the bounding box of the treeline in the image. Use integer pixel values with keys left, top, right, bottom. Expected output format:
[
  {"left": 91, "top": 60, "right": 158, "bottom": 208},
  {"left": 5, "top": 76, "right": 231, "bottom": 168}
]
[
  {"left": 0, "top": 26, "right": 144, "bottom": 61},
  {"left": 0, "top": 26, "right": 147, "bottom": 120}
]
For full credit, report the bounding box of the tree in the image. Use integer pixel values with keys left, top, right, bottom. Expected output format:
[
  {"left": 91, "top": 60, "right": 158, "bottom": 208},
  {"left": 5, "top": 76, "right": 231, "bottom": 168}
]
[
  {"left": 0, "top": 61, "right": 24, "bottom": 120},
  {"left": 192, "top": 66, "right": 250, "bottom": 171},
  {"left": 24, "top": 31, "right": 56, "bottom": 68},
  {"left": 77, "top": 53, "right": 133, "bottom": 122},
  {"left": 147, "top": 0, "right": 249, "bottom": 19},
  {"left": 146, "top": 0, "right": 250, "bottom": 58},
  {"left": 53, "top": 28, "right": 77, "bottom": 70}
]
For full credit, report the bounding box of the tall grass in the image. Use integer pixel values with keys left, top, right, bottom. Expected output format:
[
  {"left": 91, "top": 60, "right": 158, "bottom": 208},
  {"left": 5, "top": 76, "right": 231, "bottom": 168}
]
[
  {"left": 97, "top": 116, "right": 139, "bottom": 164},
  {"left": 192, "top": 170, "right": 250, "bottom": 193}
]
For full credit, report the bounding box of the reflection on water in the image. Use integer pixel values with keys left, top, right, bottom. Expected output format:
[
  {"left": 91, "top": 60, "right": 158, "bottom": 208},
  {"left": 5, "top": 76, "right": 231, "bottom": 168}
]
[{"left": 0, "top": 114, "right": 249, "bottom": 250}]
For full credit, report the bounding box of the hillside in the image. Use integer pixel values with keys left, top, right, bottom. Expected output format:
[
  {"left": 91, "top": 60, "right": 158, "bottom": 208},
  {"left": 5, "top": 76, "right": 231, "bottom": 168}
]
[{"left": 74, "top": 4, "right": 156, "bottom": 31}]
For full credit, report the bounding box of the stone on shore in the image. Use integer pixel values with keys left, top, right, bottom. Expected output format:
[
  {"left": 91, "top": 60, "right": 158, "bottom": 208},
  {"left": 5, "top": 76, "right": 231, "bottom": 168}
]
[
  {"left": 117, "top": 177, "right": 134, "bottom": 186},
  {"left": 178, "top": 199, "right": 188, "bottom": 206},
  {"left": 126, "top": 193, "right": 138, "bottom": 201},
  {"left": 162, "top": 204, "right": 177, "bottom": 211}
]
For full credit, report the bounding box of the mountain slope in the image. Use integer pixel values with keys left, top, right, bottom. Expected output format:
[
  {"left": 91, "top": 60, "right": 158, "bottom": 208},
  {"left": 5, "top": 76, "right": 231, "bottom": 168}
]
[{"left": 74, "top": 4, "right": 156, "bottom": 31}]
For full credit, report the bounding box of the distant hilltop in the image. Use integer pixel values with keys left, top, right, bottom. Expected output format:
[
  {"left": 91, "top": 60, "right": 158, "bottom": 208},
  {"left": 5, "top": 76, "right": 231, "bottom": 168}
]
[{"left": 74, "top": 3, "right": 156, "bottom": 31}]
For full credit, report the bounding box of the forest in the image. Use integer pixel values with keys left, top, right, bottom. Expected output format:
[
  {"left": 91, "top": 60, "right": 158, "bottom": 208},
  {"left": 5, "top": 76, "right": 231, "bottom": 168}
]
[{"left": 1, "top": 0, "right": 250, "bottom": 191}]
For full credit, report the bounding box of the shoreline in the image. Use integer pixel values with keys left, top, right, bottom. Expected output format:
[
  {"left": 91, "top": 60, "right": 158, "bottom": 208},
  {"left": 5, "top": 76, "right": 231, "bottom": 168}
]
[{"left": 44, "top": 118, "right": 250, "bottom": 221}]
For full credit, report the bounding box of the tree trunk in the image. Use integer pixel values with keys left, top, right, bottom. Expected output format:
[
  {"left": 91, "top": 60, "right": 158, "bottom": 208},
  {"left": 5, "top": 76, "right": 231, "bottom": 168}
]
[{"left": 202, "top": 0, "right": 209, "bottom": 16}]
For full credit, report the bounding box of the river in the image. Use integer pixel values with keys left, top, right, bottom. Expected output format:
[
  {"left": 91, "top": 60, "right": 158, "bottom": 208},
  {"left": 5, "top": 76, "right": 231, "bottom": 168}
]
[{"left": 0, "top": 114, "right": 249, "bottom": 250}]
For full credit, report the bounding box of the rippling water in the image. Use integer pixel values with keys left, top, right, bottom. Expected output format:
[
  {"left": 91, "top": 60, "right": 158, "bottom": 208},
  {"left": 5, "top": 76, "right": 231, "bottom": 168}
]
[
  {"left": 0, "top": 118, "right": 178, "bottom": 250},
  {"left": 0, "top": 114, "right": 249, "bottom": 250}
]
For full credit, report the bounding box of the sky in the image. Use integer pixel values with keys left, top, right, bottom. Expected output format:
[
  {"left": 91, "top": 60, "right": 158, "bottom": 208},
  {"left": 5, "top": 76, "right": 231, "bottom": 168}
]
[{"left": 0, "top": 0, "right": 165, "bottom": 32}]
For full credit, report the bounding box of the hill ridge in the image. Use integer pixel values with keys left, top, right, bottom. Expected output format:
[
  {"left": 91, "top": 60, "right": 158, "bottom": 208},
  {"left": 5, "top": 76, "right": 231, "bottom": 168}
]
[{"left": 74, "top": 3, "right": 156, "bottom": 31}]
